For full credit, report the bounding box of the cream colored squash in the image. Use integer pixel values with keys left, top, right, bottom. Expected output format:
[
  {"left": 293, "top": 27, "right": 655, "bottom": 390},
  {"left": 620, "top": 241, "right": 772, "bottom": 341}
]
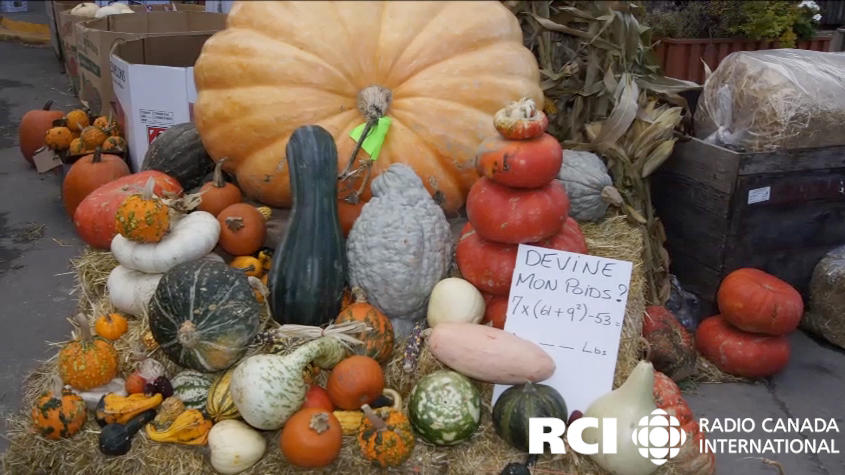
[
  {"left": 70, "top": 2, "right": 99, "bottom": 17},
  {"left": 207, "top": 419, "right": 266, "bottom": 474},
  {"left": 427, "top": 277, "right": 485, "bottom": 327},
  {"left": 193, "top": 1, "right": 542, "bottom": 212},
  {"left": 107, "top": 265, "right": 162, "bottom": 316}
]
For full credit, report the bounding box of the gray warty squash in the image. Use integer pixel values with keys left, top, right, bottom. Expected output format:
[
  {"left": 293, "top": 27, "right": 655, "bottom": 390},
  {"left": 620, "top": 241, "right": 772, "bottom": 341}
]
[
  {"left": 149, "top": 259, "right": 261, "bottom": 372},
  {"left": 557, "top": 150, "right": 618, "bottom": 222}
]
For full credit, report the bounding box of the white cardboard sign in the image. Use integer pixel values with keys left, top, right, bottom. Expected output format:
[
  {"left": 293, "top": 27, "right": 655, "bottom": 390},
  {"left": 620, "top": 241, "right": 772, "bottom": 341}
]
[{"left": 492, "top": 245, "right": 633, "bottom": 414}]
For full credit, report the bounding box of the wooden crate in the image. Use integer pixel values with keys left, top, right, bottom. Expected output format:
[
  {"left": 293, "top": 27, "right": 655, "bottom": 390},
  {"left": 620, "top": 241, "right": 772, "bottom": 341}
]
[{"left": 652, "top": 137, "right": 845, "bottom": 311}]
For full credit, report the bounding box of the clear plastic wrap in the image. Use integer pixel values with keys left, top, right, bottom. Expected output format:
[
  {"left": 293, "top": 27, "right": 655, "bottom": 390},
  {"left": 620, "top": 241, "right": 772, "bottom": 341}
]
[
  {"left": 804, "top": 245, "right": 845, "bottom": 350},
  {"left": 695, "top": 49, "right": 845, "bottom": 152}
]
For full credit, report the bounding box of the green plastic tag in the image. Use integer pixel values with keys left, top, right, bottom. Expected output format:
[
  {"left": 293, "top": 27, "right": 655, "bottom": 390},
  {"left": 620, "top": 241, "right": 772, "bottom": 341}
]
[{"left": 349, "top": 116, "right": 391, "bottom": 161}]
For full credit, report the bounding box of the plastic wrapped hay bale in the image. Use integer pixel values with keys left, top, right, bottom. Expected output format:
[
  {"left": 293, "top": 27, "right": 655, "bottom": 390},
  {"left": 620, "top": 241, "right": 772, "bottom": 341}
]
[
  {"left": 695, "top": 49, "right": 845, "bottom": 152},
  {"left": 803, "top": 245, "right": 845, "bottom": 349}
]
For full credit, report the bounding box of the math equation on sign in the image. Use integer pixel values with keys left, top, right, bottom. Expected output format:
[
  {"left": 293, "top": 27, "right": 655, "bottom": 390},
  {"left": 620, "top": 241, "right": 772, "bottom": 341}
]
[{"left": 509, "top": 296, "right": 622, "bottom": 327}]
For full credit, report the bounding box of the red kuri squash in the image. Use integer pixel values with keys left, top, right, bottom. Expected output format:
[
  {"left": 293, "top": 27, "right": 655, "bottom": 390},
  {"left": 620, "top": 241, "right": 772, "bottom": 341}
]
[
  {"left": 695, "top": 315, "right": 790, "bottom": 378},
  {"left": 717, "top": 268, "right": 803, "bottom": 335}
]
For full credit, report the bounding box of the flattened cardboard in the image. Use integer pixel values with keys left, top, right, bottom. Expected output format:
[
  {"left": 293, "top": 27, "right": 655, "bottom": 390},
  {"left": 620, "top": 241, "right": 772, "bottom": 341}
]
[
  {"left": 75, "top": 11, "right": 225, "bottom": 116},
  {"left": 111, "top": 34, "right": 211, "bottom": 170},
  {"left": 33, "top": 148, "right": 63, "bottom": 174}
]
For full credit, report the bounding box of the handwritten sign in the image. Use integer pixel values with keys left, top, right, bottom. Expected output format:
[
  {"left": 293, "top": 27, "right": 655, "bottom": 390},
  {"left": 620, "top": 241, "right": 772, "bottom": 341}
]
[{"left": 492, "top": 245, "right": 633, "bottom": 414}]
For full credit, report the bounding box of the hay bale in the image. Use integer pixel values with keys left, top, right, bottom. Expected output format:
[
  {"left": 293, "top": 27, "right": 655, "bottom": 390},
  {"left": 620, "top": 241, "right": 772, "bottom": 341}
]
[{"left": 803, "top": 245, "right": 845, "bottom": 349}]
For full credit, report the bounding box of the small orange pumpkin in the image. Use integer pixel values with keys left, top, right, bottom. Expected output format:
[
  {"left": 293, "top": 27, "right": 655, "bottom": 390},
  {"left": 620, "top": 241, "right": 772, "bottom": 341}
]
[
  {"left": 114, "top": 177, "right": 170, "bottom": 243},
  {"left": 58, "top": 314, "right": 119, "bottom": 390},
  {"left": 19, "top": 100, "right": 65, "bottom": 163},
  {"left": 32, "top": 376, "right": 87, "bottom": 440},
  {"left": 280, "top": 408, "right": 343, "bottom": 468},
  {"left": 65, "top": 109, "right": 90, "bottom": 133},
  {"left": 95, "top": 313, "right": 129, "bottom": 340},
  {"left": 93, "top": 115, "right": 111, "bottom": 130},
  {"left": 357, "top": 404, "right": 415, "bottom": 468},
  {"left": 80, "top": 125, "right": 109, "bottom": 149},
  {"left": 493, "top": 97, "right": 549, "bottom": 140},
  {"left": 326, "top": 355, "right": 384, "bottom": 410},
  {"left": 198, "top": 158, "right": 243, "bottom": 216},
  {"left": 125, "top": 371, "right": 147, "bottom": 394},
  {"left": 45, "top": 126, "right": 73, "bottom": 150},
  {"left": 217, "top": 203, "right": 266, "bottom": 256},
  {"left": 101, "top": 136, "right": 127, "bottom": 153},
  {"left": 68, "top": 138, "right": 88, "bottom": 156},
  {"left": 335, "top": 288, "right": 394, "bottom": 364}
]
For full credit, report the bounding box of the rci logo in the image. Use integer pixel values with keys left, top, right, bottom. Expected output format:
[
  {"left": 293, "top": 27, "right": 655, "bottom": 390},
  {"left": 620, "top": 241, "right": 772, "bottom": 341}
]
[
  {"left": 529, "top": 409, "right": 685, "bottom": 466},
  {"left": 631, "top": 409, "right": 687, "bottom": 466}
]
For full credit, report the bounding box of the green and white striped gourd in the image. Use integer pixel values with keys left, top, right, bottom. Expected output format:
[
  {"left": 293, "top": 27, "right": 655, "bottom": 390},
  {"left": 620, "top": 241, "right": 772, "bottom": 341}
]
[
  {"left": 229, "top": 336, "right": 347, "bottom": 430},
  {"left": 171, "top": 370, "right": 214, "bottom": 411},
  {"left": 408, "top": 370, "right": 481, "bottom": 445}
]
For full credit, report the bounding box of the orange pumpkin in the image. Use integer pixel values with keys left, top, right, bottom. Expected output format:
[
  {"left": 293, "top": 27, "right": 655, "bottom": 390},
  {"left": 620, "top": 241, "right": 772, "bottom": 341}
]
[
  {"left": 80, "top": 125, "right": 109, "bottom": 149},
  {"left": 482, "top": 293, "right": 508, "bottom": 329},
  {"left": 58, "top": 314, "right": 119, "bottom": 390},
  {"left": 198, "top": 158, "right": 243, "bottom": 216},
  {"left": 695, "top": 315, "right": 790, "bottom": 378},
  {"left": 335, "top": 288, "right": 395, "bottom": 364},
  {"left": 717, "top": 268, "right": 803, "bottom": 335},
  {"left": 125, "top": 371, "right": 147, "bottom": 394},
  {"left": 114, "top": 178, "right": 171, "bottom": 243},
  {"left": 653, "top": 371, "right": 715, "bottom": 475},
  {"left": 19, "top": 100, "right": 65, "bottom": 163},
  {"left": 327, "top": 355, "right": 384, "bottom": 410},
  {"left": 193, "top": 1, "right": 541, "bottom": 218},
  {"left": 217, "top": 203, "right": 266, "bottom": 256},
  {"left": 94, "top": 313, "right": 129, "bottom": 340},
  {"left": 280, "top": 408, "right": 342, "bottom": 468},
  {"left": 493, "top": 97, "right": 549, "bottom": 140},
  {"left": 32, "top": 377, "right": 87, "bottom": 440},
  {"left": 62, "top": 148, "right": 130, "bottom": 217},
  {"left": 101, "top": 136, "right": 127, "bottom": 153},
  {"left": 476, "top": 133, "right": 561, "bottom": 188},
  {"left": 45, "top": 126, "right": 73, "bottom": 150},
  {"left": 93, "top": 115, "right": 111, "bottom": 130},
  {"left": 65, "top": 109, "right": 90, "bottom": 133}
]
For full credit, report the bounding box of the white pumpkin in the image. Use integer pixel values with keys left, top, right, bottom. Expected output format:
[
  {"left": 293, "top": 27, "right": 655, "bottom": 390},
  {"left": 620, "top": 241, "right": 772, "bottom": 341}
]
[
  {"left": 107, "top": 265, "right": 162, "bottom": 316},
  {"left": 427, "top": 278, "right": 485, "bottom": 327},
  {"left": 111, "top": 211, "right": 220, "bottom": 274},
  {"left": 70, "top": 2, "right": 99, "bottom": 17},
  {"left": 207, "top": 420, "right": 266, "bottom": 474},
  {"left": 94, "top": 4, "right": 134, "bottom": 18}
]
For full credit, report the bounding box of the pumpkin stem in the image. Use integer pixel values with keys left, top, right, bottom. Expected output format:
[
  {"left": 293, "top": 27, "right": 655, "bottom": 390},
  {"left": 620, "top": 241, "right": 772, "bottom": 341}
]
[
  {"left": 225, "top": 216, "right": 245, "bottom": 231},
  {"left": 43, "top": 100, "right": 54, "bottom": 111},
  {"left": 309, "top": 412, "right": 332, "bottom": 434},
  {"left": 177, "top": 321, "right": 200, "bottom": 349},
  {"left": 73, "top": 313, "right": 93, "bottom": 344},
  {"left": 92, "top": 147, "right": 102, "bottom": 163},
  {"left": 639, "top": 335, "right": 652, "bottom": 362},
  {"left": 338, "top": 85, "right": 392, "bottom": 183},
  {"left": 141, "top": 177, "right": 157, "bottom": 201},
  {"left": 361, "top": 404, "right": 387, "bottom": 431},
  {"left": 212, "top": 158, "right": 227, "bottom": 188}
]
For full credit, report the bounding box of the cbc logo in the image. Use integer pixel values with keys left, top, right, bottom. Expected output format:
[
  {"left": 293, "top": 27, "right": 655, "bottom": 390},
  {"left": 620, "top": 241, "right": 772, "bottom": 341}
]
[{"left": 631, "top": 409, "right": 687, "bottom": 465}]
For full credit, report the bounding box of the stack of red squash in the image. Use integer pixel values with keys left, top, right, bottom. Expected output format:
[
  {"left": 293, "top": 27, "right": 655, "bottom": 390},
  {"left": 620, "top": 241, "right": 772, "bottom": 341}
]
[{"left": 456, "top": 99, "right": 587, "bottom": 329}]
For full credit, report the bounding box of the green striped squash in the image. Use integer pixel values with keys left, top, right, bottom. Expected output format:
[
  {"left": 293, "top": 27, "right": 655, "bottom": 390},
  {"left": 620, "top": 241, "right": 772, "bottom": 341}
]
[
  {"left": 206, "top": 368, "right": 239, "bottom": 422},
  {"left": 149, "top": 260, "right": 261, "bottom": 372},
  {"left": 408, "top": 370, "right": 481, "bottom": 445},
  {"left": 492, "top": 383, "right": 567, "bottom": 452},
  {"left": 171, "top": 370, "right": 214, "bottom": 411}
]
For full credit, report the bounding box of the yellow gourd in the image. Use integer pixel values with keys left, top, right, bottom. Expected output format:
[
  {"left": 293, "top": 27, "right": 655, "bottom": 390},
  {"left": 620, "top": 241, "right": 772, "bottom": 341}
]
[
  {"left": 230, "top": 256, "right": 263, "bottom": 278},
  {"left": 145, "top": 409, "right": 212, "bottom": 445},
  {"left": 333, "top": 388, "right": 402, "bottom": 435},
  {"left": 95, "top": 392, "right": 163, "bottom": 426}
]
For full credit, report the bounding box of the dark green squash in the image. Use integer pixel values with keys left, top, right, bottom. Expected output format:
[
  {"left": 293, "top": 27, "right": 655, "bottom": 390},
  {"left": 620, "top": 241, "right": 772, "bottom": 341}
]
[
  {"left": 98, "top": 409, "right": 156, "bottom": 456},
  {"left": 141, "top": 123, "right": 214, "bottom": 189},
  {"left": 268, "top": 125, "right": 347, "bottom": 326},
  {"left": 492, "top": 383, "right": 568, "bottom": 452},
  {"left": 149, "top": 260, "right": 261, "bottom": 372}
]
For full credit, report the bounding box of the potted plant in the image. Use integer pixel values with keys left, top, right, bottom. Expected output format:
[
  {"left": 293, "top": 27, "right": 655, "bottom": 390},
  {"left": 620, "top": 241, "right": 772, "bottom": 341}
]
[{"left": 641, "top": 0, "right": 828, "bottom": 83}]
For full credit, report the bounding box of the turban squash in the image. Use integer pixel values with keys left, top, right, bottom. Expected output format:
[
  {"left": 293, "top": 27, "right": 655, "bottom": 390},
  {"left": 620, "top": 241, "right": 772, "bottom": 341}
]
[{"left": 193, "top": 1, "right": 542, "bottom": 228}]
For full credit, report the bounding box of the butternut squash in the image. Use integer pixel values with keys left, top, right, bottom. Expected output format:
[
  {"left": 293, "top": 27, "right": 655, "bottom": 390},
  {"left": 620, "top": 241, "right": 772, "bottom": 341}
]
[{"left": 427, "top": 323, "right": 555, "bottom": 384}]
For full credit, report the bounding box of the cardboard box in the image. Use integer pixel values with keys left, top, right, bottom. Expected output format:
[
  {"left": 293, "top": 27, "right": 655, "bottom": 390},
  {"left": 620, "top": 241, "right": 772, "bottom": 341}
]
[
  {"left": 110, "top": 34, "right": 211, "bottom": 170},
  {"left": 205, "top": 1, "right": 234, "bottom": 13},
  {"left": 0, "top": 1, "right": 28, "bottom": 13},
  {"left": 47, "top": 1, "right": 78, "bottom": 60},
  {"left": 57, "top": 7, "right": 91, "bottom": 94},
  {"left": 75, "top": 11, "right": 224, "bottom": 116}
]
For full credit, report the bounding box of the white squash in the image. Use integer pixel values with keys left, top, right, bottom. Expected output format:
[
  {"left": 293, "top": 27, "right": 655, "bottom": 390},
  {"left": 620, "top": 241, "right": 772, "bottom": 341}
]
[
  {"left": 208, "top": 420, "right": 266, "bottom": 474},
  {"left": 583, "top": 361, "right": 660, "bottom": 475},
  {"left": 112, "top": 2, "right": 134, "bottom": 13},
  {"left": 230, "top": 337, "right": 347, "bottom": 430},
  {"left": 107, "top": 265, "right": 162, "bottom": 316},
  {"left": 94, "top": 4, "right": 134, "bottom": 18},
  {"left": 70, "top": 2, "right": 99, "bottom": 17},
  {"left": 111, "top": 211, "right": 220, "bottom": 274},
  {"left": 427, "top": 278, "right": 485, "bottom": 327}
]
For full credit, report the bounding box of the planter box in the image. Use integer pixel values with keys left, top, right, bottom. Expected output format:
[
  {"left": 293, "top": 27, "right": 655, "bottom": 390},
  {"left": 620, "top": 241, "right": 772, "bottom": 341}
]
[
  {"left": 651, "top": 137, "right": 845, "bottom": 311},
  {"left": 653, "top": 36, "right": 833, "bottom": 84}
]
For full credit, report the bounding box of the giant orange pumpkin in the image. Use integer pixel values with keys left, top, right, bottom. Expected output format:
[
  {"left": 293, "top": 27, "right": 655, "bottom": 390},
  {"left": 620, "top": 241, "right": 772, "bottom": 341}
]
[
  {"left": 717, "top": 268, "right": 803, "bottom": 336},
  {"left": 193, "top": 1, "right": 541, "bottom": 226}
]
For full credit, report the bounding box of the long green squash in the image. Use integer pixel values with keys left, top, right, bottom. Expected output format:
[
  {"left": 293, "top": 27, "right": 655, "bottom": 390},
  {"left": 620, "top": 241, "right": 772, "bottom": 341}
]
[{"left": 268, "top": 125, "right": 347, "bottom": 326}]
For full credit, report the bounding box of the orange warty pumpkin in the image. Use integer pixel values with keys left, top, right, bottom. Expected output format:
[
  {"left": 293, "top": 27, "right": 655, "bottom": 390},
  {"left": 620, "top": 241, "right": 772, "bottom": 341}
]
[
  {"left": 45, "top": 126, "right": 73, "bottom": 150},
  {"left": 93, "top": 115, "right": 111, "bottom": 130},
  {"left": 58, "top": 314, "right": 119, "bottom": 390},
  {"left": 217, "top": 203, "right": 266, "bottom": 256},
  {"left": 32, "top": 378, "right": 87, "bottom": 440},
  {"left": 326, "top": 355, "right": 384, "bottom": 410},
  {"left": 19, "top": 100, "right": 65, "bottom": 163},
  {"left": 717, "top": 268, "right": 803, "bottom": 336},
  {"left": 193, "top": 1, "right": 541, "bottom": 219},
  {"left": 115, "top": 178, "right": 171, "bottom": 243},
  {"left": 493, "top": 97, "right": 549, "bottom": 140},
  {"left": 101, "top": 136, "right": 127, "bottom": 153},
  {"left": 95, "top": 313, "right": 129, "bottom": 340},
  {"left": 198, "top": 158, "right": 243, "bottom": 216},
  {"left": 62, "top": 148, "right": 130, "bottom": 217},
  {"left": 280, "top": 408, "right": 342, "bottom": 468},
  {"left": 80, "top": 125, "right": 109, "bottom": 149},
  {"left": 65, "top": 109, "right": 90, "bottom": 133},
  {"left": 335, "top": 288, "right": 395, "bottom": 364}
]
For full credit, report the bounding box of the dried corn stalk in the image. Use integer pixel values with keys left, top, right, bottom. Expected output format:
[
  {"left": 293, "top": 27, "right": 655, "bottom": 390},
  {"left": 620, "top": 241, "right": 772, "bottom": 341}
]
[{"left": 506, "top": 0, "right": 699, "bottom": 304}]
